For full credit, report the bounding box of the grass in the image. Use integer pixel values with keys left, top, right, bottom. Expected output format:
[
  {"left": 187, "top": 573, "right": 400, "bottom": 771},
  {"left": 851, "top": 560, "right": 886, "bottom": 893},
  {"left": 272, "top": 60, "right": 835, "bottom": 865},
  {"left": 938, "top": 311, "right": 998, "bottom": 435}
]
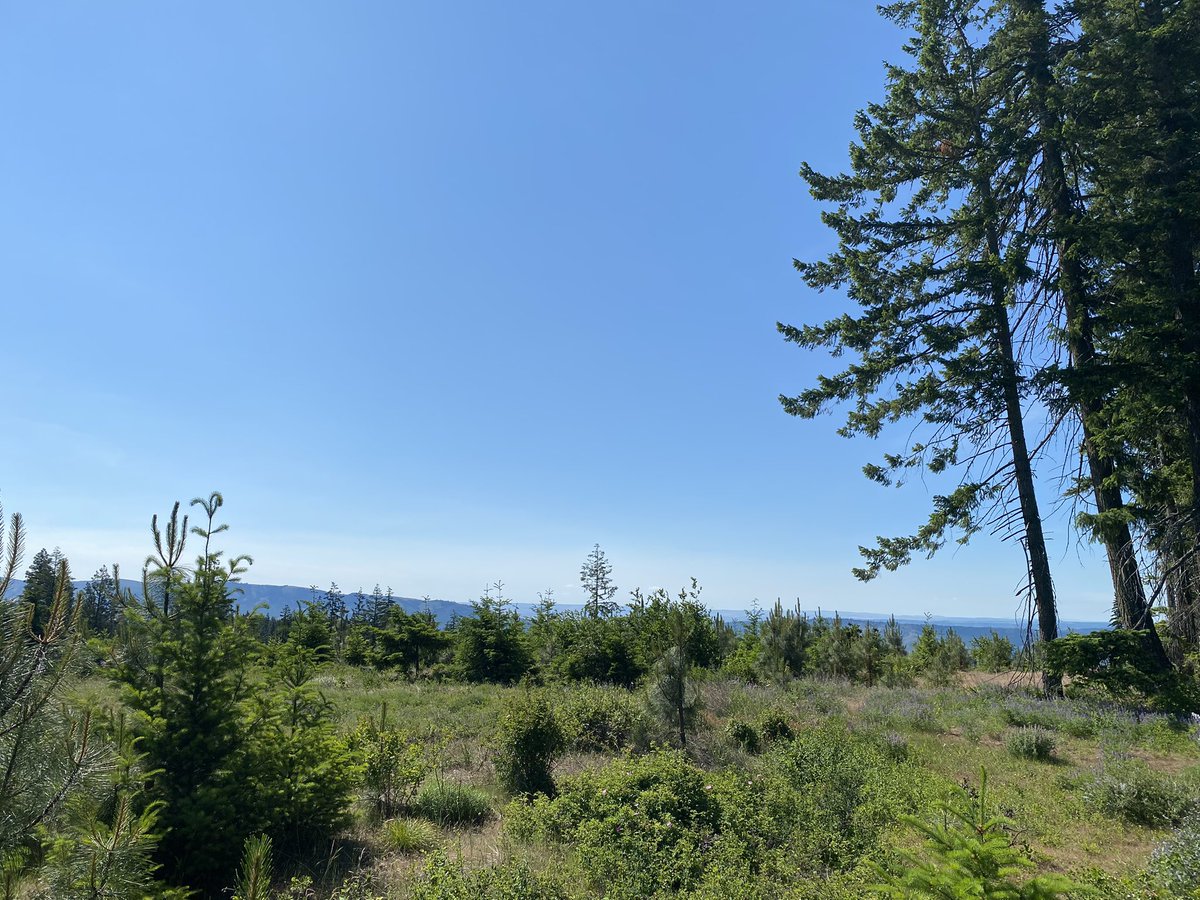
[
  {"left": 74, "top": 665, "right": 1200, "bottom": 897},
  {"left": 414, "top": 779, "right": 493, "bottom": 827},
  {"left": 382, "top": 818, "right": 440, "bottom": 853}
]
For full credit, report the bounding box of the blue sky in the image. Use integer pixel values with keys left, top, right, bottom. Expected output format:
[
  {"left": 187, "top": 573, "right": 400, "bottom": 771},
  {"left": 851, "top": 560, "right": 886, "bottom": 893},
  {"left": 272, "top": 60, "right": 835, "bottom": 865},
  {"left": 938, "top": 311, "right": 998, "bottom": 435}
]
[{"left": 1, "top": 2, "right": 1113, "bottom": 621}]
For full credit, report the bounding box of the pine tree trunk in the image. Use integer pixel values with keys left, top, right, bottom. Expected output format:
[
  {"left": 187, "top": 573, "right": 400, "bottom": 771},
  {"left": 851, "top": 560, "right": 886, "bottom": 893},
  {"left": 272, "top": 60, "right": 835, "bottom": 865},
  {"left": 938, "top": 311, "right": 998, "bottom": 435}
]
[
  {"left": 975, "top": 158, "right": 1060, "bottom": 693},
  {"left": 1010, "top": 0, "right": 1170, "bottom": 669}
]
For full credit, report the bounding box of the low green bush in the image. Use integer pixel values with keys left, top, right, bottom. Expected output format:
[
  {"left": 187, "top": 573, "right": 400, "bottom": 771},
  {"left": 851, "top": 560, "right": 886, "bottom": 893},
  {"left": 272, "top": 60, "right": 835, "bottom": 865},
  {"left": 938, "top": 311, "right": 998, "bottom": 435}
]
[
  {"left": 1083, "top": 756, "right": 1197, "bottom": 827},
  {"left": 877, "top": 731, "right": 909, "bottom": 762},
  {"left": 1149, "top": 813, "right": 1200, "bottom": 896},
  {"left": 1006, "top": 727, "right": 1056, "bottom": 762},
  {"left": 348, "top": 704, "right": 440, "bottom": 816},
  {"left": 414, "top": 781, "right": 492, "bottom": 827},
  {"left": 558, "top": 685, "right": 643, "bottom": 752},
  {"left": 493, "top": 690, "right": 564, "bottom": 797},
  {"left": 757, "top": 709, "right": 793, "bottom": 743},
  {"left": 724, "top": 718, "right": 761, "bottom": 754},
  {"left": 504, "top": 723, "right": 926, "bottom": 898}
]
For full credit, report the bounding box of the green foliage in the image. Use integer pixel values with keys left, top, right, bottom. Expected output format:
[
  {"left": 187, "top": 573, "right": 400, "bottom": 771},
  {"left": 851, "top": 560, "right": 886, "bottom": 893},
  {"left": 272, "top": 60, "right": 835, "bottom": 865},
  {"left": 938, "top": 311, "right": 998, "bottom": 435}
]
[
  {"left": 1046, "top": 631, "right": 1197, "bottom": 712},
  {"left": 80, "top": 565, "right": 120, "bottom": 636},
  {"left": 243, "top": 643, "right": 359, "bottom": 848},
  {"left": 872, "top": 769, "right": 1077, "bottom": 898},
  {"left": 723, "top": 718, "right": 761, "bottom": 754},
  {"left": 408, "top": 851, "right": 571, "bottom": 900},
  {"left": 382, "top": 818, "right": 439, "bottom": 853},
  {"left": 233, "top": 834, "right": 273, "bottom": 900},
  {"left": 808, "top": 614, "right": 860, "bottom": 679},
  {"left": 557, "top": 685, "right": 644, "bottom": 752},
  {"left": 347, "top": 703, "right": 439, "bottom": 817},
  {"left": 1083, "top": 755, "right": 1198, "bottom": 828},
  {"left": 647, "top": 645, "right": 703, "bottom": 748},
  {"left": 20, "top": 546, "right": 72, "bottom": 637},
  {"left": 506, "top": 724, "right": 925, "bottom": 898},
  {"left": 1149, "top": 813, "right": 1200, "bottom": 897},
  {"left": 452, "top": 586, "right": 531, "bottom": 684},
  {"left": 631, "top": 580, "right": 721, "bottom": 672},
  {"left": 371, "top": 606, "right": 447, "bottom": 675},
  {"left": 548, "top": 614, "right": 643, "bottom": 686},
  {"left": 506, "top": 749, "right": 725, "bottom": 898},
  {"left": 285, "top": 601, "right": 335, "bottom": 660},
  {"left": 117, "top": 495, "right": 260, "bottom": 890},
  {"left": 579, "top": 543, "right": 618, "bottom": 619},
  {"left": 41, "top": 793, "right": 164, "bottom": 900},
  {"left": 758, "top": 600, "right": 811, "bottom": 679},
  {"left": 0, "top": 508, "right": 102, "bottom": 856},
  {"left": 911, "top": 625, "right": 969, "bottom": 685},
  {"left": 414, "top": 780, "right": 492, "bottom": 827},
  {"left": 973, "top": 631, "right": 1015, "bottom": 672},
  {"left": 1005, "top": 727, "right": 1056, "bottom": 762},
  {"left": 493, "top": 689, "right": 565, "bottom": 797},
  {"left": 756, "top": 708, "right": 793, "bottom": 744},
  {"left": 719, "top": 640, "right": 762, "bottom": 684}
]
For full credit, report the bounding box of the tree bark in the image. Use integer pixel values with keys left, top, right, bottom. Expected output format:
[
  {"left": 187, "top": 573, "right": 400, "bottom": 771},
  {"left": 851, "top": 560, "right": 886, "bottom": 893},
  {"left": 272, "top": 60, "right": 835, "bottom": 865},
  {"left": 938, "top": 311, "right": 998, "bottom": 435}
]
[{"left": 1010, "top": 0, "right": 1170, "bottom": 669}]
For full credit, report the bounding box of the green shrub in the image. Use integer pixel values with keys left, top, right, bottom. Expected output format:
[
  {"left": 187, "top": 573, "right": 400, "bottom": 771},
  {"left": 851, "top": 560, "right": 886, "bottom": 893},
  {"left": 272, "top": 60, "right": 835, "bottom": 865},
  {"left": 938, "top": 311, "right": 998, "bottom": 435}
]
[
  {"left": 493, "top": 690, "right": 565, "bottom": 797},
  {"left": 415, "top": 780, "right": 492, "bottom": 827},
  {"left": 1006, "top": 727, "right": 1056, "bottom": 762},
  {"left": 1046, "top": 630, "right": 1200, "bottom": 713},
  {"left": 1149, "top": 813, "right": 1200, "bottom": 896},
  {"left": 1083, "top": 755, "right": 1197, "bottom": 827},
  {"left": 971, "top": 631, "right": 1014, "bottom": 672},
  {"left": 382, "top": 818, "right": 439, "bottom": 853},
  {"left": 347, "top": 704, "right": 440, "bottom": 816},
  {"left": 507, "top": 749, "right": 725, "bottom": 897},
  {"left": 558, "top": 685, "right": 642, "bottom": 752},
  {"left": 757, "top": 709, "right": 794, "bottom": 743},
  {"left": 877, "top": 732, "right": 909, "bottom": 762},
  {"left": 550, "top": 615, "right": 643, "bottom": 686},
  {"left": 504, "top": 724, "right": 926, "bottom": 898},
  {"left": 724, "top": 718, "right": 761, "bottom": 754}
]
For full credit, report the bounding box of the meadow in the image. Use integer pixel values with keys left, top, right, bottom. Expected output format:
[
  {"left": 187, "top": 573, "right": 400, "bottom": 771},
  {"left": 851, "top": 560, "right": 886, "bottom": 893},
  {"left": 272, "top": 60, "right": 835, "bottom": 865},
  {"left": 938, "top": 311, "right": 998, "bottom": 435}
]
[{"left": 184, "top": 665, "right": 1200, "bottom": 899}]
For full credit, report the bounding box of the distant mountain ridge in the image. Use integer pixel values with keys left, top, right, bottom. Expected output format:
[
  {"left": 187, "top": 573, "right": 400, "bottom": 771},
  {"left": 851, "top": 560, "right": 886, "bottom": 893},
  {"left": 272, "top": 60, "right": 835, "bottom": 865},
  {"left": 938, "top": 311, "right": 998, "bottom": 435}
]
[{"left": 2, "top": 578, "right": 477, "bottom": 622}]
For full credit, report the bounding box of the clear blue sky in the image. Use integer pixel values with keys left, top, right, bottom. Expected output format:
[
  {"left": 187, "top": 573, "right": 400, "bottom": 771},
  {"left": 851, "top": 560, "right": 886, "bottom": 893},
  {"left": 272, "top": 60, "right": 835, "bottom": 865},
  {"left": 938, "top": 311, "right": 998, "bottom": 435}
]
[{"left": 0, "top": 2, "right": 1112, "bottom": 621}]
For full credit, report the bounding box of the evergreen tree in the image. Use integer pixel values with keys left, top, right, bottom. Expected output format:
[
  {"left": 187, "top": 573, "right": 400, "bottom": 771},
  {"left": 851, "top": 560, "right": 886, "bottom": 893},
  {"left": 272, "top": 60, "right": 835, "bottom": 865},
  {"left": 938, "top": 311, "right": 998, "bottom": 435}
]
[
  {"left": 758, "top": 599, "right": 811, "bottom": 679},
  {"left": 244, "top": 644, "right": 357, "bottom": 850},
  {"left": 0, "top": 508, "right": 99, "bottom": 854},
  {"left": 781, "top": 0, "right": 1062, "bottom": 687},
  {"left": 579, "top": 543, "right": 618, "bottom": 618},
  {"left": 647, "top": 603, "right": 703, "bottom": 749},
  {"left": 118, "top": 493, "right": 258, "bottom": 893},
  {"left": 21, "top": 547, "right": 72, "bottom": 636},
  {"left": 80, "top": 564, "right": 118, "bottom": 635},
  {"left": 452, "top": 583, "right": 531, "bottom": 683}
]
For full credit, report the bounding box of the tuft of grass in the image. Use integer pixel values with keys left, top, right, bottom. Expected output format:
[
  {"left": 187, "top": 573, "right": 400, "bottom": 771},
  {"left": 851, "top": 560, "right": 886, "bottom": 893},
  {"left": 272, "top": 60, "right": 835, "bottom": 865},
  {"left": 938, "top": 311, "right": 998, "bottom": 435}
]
[
  {"left": 382, "top": 817, "right": 440, "bottom": 853},
  {"left": 1007, "top": 726, "right": 1056, "bottom": 762},
  {"left": 414, "top": 780, "right": 492, "bottom": 827}
]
